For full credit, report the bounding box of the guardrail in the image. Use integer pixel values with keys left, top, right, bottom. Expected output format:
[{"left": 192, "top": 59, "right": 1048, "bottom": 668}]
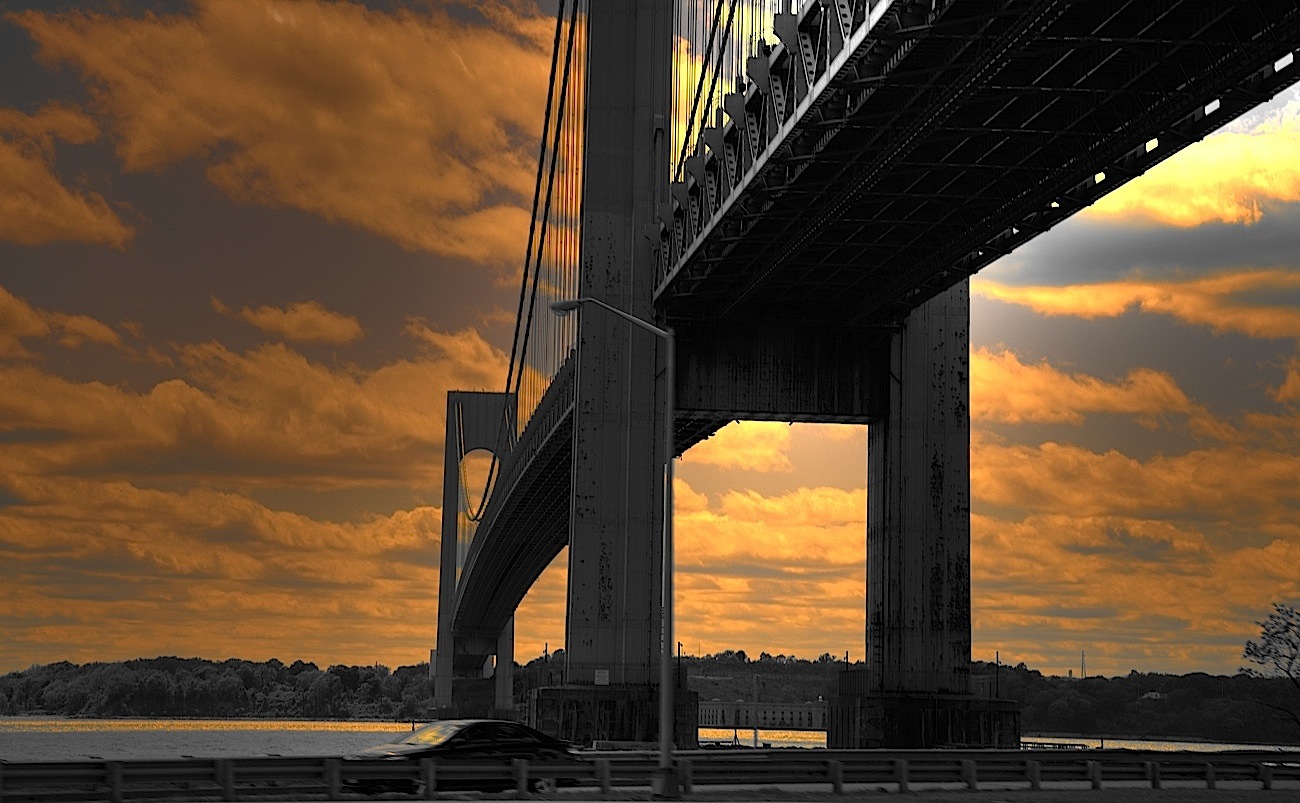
[{"left": 3, "top": 748, "right": 1299, "bottom": 801}]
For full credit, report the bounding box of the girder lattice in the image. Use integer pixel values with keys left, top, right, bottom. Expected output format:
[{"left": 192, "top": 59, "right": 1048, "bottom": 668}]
[{"left": 657, "top": 0, "right": 1300, "bottom": 327}]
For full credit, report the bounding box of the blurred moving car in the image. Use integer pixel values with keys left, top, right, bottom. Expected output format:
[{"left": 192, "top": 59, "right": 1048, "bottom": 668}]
[{"left": 343, "top": 718, "right": 584, "bottom": 794}]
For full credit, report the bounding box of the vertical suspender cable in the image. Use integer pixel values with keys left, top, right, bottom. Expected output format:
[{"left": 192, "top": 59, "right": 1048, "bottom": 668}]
[
  {"left": 675, "top": 0, "right": 727, "bottom": 181},
  {"left": 514, "top": 0, "right": 581, "bottom": 404},
  {"left": 465, "top": 0, "right": 569, "bottom": 522}
]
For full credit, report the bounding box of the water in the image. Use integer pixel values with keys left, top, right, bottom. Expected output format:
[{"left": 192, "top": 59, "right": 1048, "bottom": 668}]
[
  {"left": 0, "top": 718, "right": 417, "bottom": 762},
  {"left": 1022, "top": 735, "right": 1295, "bottom": 753},
  {"left": 0, "top": 718, "right": 1290, "bottom": 763},
  {"left": 698, "top": 727, "right": 824, "bottom": 749}
]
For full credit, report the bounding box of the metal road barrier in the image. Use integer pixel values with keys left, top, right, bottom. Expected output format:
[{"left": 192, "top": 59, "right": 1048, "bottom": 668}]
[{"left": 2, "top": 749, "right": 1299, "bottom": 801}]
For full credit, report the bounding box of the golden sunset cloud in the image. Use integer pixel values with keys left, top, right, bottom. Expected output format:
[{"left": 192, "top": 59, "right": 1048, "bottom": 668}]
[
  {"left": 974, "top": 269, "right": 1300, "bottom": 339},
  {"left": 11, "top": 0, "right": 554, "bottom": 266},
  {"left": 0, "top": 284, "right": 124, "bottom": 358},
  {"left": 971, "top": 509, "right": 1300, "bottom": 674},
  {"left": 972, "top": 429, "right": 1300, "bottom": 523},
  {"left": 0, "top": 278, "right": 519, "bottom": 670},
  {"left": 670, "top": 482, "right": 867, "bottom": 658},
  {"left": 211, "top": 297, "right": 364, "bottom": 345},
  {"left": 1270, "top": 356, "right": 1300, "bottom": 404},
  {"left": 0, "top": 103, "right": 132, "bottom": 248},
  {"left": 972, "top": 347, "right": 1193, "bottom": 424},
  {"left": 681, "top": 421, "right": 794, "bottom": 472},
  {"left": 0, "top": 291, "right": 507, "bottom": 488},
  {"left": 1089, "top": 98, "right": 1300, "bottom": 227},
  {"left": 970, "top": 346, "right": 1236, "bottom": 439},
  {"left": 0, "top": 286, "right": 51, "bottom": 359},
  {"left": 0, "top": 472, "right": 444, "bottom": 667}
]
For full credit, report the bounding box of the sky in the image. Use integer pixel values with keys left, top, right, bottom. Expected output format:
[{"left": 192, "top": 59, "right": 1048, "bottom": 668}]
[{"left": 2, "top": 0, "right": 1299, "bottom": 681}]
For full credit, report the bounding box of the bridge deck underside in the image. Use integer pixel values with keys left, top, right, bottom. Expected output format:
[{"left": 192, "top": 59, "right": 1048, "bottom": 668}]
[
  {"left": 660, "top": 0, "right": 1300, "bottom": 325},
  {"left": 452, "top": 411, "right": 571, "bottom": 651}
]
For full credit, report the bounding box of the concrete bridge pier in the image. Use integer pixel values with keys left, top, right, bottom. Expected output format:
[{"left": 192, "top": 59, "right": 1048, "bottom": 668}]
[
  {"left": 529, "top": 0, "right": 700, "bottom": 748},
  {"left": 867, "top": 279, "right": 973, "bottom": 701},
  {"left": 829, "top": 280, "right": 1018, "bottom": 748}
]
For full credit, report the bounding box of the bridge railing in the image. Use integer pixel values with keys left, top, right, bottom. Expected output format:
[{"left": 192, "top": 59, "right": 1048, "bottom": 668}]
[{"left": 5, "top": 748, "right": 1299, "bottom": 800}]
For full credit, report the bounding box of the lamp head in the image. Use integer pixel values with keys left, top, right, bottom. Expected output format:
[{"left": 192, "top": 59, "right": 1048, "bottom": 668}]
[{"left": 550, "top": 299, "right": 582, "bottom": 316}]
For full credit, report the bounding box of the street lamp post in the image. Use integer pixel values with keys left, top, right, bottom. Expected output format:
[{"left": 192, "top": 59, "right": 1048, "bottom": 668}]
[{"left": 550, "top": 297, "right": 678, "bottom": 798}]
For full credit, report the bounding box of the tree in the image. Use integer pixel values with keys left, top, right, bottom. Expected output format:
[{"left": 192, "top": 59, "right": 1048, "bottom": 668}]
[{"left": 1242, "top": 602, "right": 1300, "bottom": 735}]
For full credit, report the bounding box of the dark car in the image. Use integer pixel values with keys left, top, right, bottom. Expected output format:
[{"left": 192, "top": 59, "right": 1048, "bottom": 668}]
[{"left": 343, "top": 718, "right": 584, "bottom": 794}]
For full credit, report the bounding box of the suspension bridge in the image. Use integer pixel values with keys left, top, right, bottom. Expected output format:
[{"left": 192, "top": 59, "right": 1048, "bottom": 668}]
[{"left": 433, "top": 0, "right": 1300, "bottom": 752}]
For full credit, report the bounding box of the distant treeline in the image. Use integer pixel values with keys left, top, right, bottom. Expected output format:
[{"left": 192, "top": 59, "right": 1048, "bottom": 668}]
[
  {"left": 2, "top": 652, "right": 1297, "bottom": 744},
  {"left": 0, "top": 657, "right": 434, "bottom": 720},
  {"left": 988, "top": 659, "right": 1300, "bottom": 745}
]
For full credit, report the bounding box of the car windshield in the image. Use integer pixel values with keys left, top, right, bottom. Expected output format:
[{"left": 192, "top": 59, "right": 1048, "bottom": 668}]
[{"left": 399, "top": 721, "right": 467, "bottom": 746}]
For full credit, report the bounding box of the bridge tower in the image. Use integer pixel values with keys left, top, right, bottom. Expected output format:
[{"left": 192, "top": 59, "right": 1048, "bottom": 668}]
[
  {"left": 433, "top": 391, "right": 517, "bottom": 718},
  {"left": 530, "top": 0, "right": 699, "bottom": 748}
]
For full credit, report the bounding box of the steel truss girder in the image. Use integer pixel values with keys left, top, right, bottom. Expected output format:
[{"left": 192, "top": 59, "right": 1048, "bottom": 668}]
[{"left": 655, "top": 0, "right": 1300, "bottom": 326}]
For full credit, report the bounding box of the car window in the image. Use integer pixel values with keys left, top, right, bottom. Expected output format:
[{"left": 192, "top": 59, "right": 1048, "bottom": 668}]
[
  {"left": 458, "top": 723, "right": 501, "bottom": 746},
  {"left": 402, "top": 721, "right": 466, "bottom": 746},
  {"left": 496, "top": 723, "right": 537, "bottom": 743}
]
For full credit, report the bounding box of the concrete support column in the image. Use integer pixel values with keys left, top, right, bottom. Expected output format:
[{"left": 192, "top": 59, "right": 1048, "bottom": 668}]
[
  {"left": 866, "top": 279, "right": 972, "bottom": 695},
  {"left": 565, "top": 0, "right": 671, "bottom": 687}
]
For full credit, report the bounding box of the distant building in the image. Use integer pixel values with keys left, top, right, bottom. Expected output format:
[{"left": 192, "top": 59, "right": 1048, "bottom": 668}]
[
  {"left": 1141, "top": 690, "right": 1167, "bottom": 701},
  {"left": 698, "top": 699, "right": 826, "bottom": 731}
]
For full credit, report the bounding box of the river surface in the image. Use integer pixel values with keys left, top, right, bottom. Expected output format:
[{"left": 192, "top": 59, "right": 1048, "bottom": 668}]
[{"left": 0, "top": 718, "right": 1290, "bottom": 762}]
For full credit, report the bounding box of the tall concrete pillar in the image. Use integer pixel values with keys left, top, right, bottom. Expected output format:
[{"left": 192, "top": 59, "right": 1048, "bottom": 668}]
[
  {"left": 565, "top": 0, "right": 672, "bottom": 687},
  {"left": 866, "top": 279, "right": 971, "bottom": 696}
]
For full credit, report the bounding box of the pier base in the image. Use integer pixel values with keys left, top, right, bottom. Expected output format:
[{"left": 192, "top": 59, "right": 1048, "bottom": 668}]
[
  {"left": 430, "top": 676, "right": 516, "bottom": 721},
  {"left": 529, "top": 685, "right": 698, "bottom": 748},
  {"left": 829, "top": 671, "right": 1019, "bottom": 748}
]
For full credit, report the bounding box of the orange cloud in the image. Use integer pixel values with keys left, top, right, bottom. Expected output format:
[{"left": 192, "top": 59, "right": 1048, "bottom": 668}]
[
  {"left": 0, "top": 286, "right": 48, "bottom": 358},
  {"left": 0, "top": 284, "right": 123, "bottom": 358},
  {"left": 971, "top": 509, "right": 1300, "bottom": 675},
  {"left": 972, "top": 429, "right": 1300, "bottom": 521},
  {"left": 0, "top": 297, "right": 507, "bottom": 669},
  {"left": 0, "top": 103, "right": 132, "bottom": 247},
  {"left": 682, "top": 421, "right": 794, "bottom": 472},
  {"left": 49, "top": 312, "right": 122, "bottom": 349},
  {"left": 0, "top": 322, "right": 506, "bottom": 487},
  {"left": 0, "top": 472, "right": 444, "bottom": 669},
  {"left": 973, "top": 347, "right": 1192, "bottom": 424},
  {"left": 212, "top": 297, "right": 363, "bottom": 344},
  {"left": 973, "top": 269, "right": 1300, "bottom": 339},
  {"left": 1270, "top": 357, "right": 1300, "bottom": 404},
  {"left": 12, "top": 0, "right": 554, "bottom": 266},
  {"left": 672, "top": 482, "right": 867, "bottom": 658},
  {"left": 971, "top": 347, "right": 1235, "bottom": 439},
  {"left": 1088, "top": 97, "right": 1300, "bottom": 227}
]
